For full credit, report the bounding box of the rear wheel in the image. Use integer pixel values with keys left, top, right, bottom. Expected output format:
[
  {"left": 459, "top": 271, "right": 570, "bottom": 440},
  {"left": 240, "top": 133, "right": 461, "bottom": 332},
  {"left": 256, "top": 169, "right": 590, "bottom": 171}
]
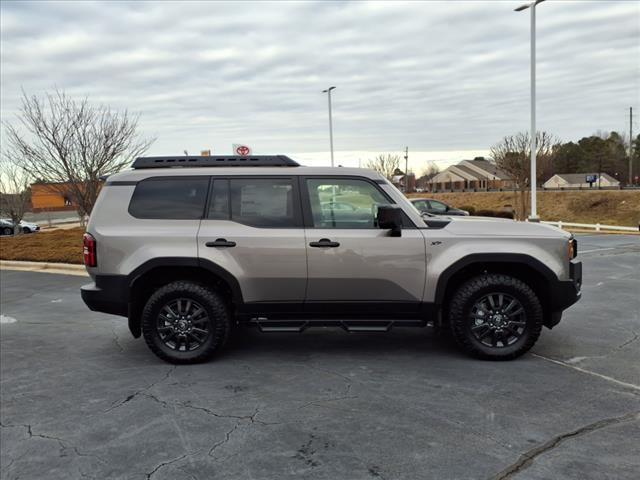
[
  {"left": 2, "top": 227, "right": 12, "bottom": 236},
  {"left": 448, "top": 274, "right": 543, "bottom": 360},
  {"left": 141, "top": 281, "right": 230, "bottom": 364}
]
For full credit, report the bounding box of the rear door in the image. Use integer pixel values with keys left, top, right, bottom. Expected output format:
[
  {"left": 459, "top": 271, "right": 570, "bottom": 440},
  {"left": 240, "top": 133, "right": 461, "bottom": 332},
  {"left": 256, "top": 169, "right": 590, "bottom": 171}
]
[
  {"left": 197, "top": 176, "right": 307, "bottom": 304},
  {"left": 302, "top": 176, "right": 427, "bottom": 313}
]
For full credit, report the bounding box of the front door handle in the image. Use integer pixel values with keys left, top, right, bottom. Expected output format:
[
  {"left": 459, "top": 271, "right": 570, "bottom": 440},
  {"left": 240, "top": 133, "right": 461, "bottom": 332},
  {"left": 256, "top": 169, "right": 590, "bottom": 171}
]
[
  {"left": 206, "top": 238, "right": 236, "bottom": 248},
  {"left": 309, "top": 238, "right": 340, "bottom": 248}
]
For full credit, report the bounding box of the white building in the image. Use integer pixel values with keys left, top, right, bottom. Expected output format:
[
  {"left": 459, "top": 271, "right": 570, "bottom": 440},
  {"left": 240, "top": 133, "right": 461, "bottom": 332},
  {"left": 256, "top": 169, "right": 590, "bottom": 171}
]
[{"left": 543, "top": 173, "right": 620, "bottom": 189}]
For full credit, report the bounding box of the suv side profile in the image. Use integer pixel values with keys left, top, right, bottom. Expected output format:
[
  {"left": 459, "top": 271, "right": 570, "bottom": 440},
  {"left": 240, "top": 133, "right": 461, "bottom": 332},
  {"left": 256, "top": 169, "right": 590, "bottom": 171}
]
[{"left": 81, "top": 155, "right": 582, "bottom": 364}]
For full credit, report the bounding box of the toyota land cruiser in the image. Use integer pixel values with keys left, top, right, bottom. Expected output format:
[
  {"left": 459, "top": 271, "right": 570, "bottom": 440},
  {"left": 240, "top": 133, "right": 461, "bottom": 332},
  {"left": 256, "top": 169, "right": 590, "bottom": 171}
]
[{"left": 81, "top": 155, "right": 582, "bottom": 364}]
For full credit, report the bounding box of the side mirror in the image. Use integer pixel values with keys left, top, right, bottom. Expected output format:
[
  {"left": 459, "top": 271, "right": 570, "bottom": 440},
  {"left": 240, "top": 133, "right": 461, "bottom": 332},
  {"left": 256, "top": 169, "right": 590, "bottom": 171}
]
[{"left": 377, "top": 205, "right": 402, "bottom": 237}]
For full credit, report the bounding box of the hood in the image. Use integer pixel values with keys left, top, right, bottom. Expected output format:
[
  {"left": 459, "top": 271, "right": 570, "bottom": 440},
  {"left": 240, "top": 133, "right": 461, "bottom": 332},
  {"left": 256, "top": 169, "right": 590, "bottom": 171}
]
[{"left": 444, "top": 215, "right": 570, "bottom": 238}]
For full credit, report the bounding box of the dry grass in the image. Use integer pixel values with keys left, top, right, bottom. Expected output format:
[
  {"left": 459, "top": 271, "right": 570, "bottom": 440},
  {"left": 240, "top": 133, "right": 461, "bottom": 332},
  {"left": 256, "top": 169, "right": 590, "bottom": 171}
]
[
  {"left": 408, "top": 190, "right": 640, "bottom": 226},
  {"left": 0, "top": 227, "right": 84, "bottom": 264}
]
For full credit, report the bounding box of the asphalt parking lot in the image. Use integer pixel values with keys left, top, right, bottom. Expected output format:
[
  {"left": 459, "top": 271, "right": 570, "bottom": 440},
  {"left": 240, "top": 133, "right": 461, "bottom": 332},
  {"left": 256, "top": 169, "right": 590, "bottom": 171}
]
[{"left": 1, "top": 233, "right": 638, "bottom": 480}]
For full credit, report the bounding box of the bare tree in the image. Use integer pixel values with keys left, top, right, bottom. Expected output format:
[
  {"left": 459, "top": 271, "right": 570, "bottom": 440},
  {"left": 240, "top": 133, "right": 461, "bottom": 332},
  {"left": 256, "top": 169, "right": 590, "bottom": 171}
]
[
  {"left": 420, "top": 161, "right": 440, "bottom": 178},
  {"left": 365, "top": 154, "right": 401, "bottom": 180},
  {"left": 0, "top": 159, "right": 32, "bottom": 234},
  {"left": 490, "top": 131, "right": 558, "bottom": 220},
  {"left": 3, "top": 89, "right": 154, "bottom": 221}
]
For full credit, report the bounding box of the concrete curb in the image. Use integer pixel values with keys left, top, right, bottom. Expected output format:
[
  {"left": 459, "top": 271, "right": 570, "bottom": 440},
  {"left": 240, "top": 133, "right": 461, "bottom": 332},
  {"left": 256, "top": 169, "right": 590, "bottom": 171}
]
[{"left": 0, "top": 260, "right": 89, "bottom": 277}]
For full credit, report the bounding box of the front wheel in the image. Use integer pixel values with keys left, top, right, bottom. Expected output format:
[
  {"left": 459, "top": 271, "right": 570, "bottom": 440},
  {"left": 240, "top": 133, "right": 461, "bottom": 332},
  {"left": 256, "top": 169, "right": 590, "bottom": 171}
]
[
  {"left": 448, "top": 274, "right": 543, "bottom": 360},
  {"left": 141, "top": 281, "right": 230, "bottom": 364}
]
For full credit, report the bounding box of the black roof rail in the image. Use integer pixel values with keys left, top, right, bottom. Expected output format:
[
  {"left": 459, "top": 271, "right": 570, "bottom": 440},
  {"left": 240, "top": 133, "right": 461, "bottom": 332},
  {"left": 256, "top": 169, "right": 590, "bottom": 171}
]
[{"left": 132, "top": 155, "right": 300, "bottom": 169}]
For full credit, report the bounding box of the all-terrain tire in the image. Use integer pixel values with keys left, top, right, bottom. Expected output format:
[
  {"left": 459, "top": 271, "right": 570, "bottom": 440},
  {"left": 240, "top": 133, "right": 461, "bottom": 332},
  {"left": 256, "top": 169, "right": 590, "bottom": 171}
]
[
  {"left": 141, "top": 281, "right": 230, "bottom": 364},
  {"left": 448, "top": 274, "right": 543, "bottom": 360}
]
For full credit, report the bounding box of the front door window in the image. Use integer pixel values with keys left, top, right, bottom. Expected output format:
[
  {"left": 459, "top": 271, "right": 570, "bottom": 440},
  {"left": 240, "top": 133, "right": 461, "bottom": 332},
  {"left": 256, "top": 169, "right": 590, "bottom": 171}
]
[{"left": 306, "top": 178, "right": 389, "bottom": 229}]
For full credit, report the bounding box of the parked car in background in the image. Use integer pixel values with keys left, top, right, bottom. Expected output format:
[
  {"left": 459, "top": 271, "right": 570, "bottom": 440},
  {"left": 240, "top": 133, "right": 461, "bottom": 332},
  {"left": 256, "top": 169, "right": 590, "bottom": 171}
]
[
  {"left": 0, "top": 219, "right": 40, "bottom": 235},
  {"left": 19, "top": 220, "right": 40, "bottom": 234},
  {"left": 410, "top": 198, "right": 469, "bottom": 216},
  {"left": 0, "top": 219, "right": 14, "bottom": 235}
]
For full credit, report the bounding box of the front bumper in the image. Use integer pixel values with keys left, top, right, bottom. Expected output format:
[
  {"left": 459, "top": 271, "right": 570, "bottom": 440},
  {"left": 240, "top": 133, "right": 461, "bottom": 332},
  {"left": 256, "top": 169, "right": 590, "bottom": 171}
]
[{"left": 545, "top": 260, "right": 582, "bottom": 328}]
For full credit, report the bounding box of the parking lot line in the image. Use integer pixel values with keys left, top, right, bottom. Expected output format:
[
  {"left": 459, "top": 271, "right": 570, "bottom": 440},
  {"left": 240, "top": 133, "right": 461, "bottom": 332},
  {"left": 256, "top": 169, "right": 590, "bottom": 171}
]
[{"left": 531, "top": 353, "right": 640, "bottom": 392}]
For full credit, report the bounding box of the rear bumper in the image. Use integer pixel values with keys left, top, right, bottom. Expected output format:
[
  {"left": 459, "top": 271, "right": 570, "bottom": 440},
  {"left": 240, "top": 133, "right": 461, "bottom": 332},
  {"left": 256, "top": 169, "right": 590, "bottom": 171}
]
[
  {"left": 80, "top": 275, "right": 128, "bottom": 317},
  {"left": 545, "top": 260, "right": 582, "bottom": 328}
]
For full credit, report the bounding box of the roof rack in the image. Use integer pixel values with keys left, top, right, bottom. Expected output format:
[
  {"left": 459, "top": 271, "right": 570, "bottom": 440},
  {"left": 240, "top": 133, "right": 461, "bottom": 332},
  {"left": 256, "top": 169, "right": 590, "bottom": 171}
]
[{"left": 132, "top": 155, "right": 300, "bottom": 169}]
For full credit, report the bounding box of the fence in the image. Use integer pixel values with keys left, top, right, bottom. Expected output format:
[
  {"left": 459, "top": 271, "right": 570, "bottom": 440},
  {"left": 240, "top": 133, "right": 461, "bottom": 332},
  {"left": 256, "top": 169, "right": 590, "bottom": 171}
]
[{"left": 538, "top": 220, "right": 638, "bottom": 233}]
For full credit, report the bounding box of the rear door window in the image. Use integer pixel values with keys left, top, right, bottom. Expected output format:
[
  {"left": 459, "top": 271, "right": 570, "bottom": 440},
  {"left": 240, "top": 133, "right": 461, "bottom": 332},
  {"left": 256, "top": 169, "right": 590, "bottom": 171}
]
[
  {"left": 128, "top": 177, "right": 209, "bottom": 219},
  {"left": 229, "top": 178, "right": 299, "bottom": 227}
]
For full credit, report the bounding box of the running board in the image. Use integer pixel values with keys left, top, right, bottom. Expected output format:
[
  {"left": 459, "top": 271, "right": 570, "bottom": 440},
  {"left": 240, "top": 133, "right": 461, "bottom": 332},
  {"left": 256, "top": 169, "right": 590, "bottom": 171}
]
[{"left": 248, "top": 318, "right": 428, "bottom": 333}]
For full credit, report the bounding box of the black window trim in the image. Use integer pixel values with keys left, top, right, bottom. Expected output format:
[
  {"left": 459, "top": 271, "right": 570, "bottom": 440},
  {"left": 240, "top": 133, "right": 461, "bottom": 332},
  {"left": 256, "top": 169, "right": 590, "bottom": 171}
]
[
  {"left": 204, "top": 177, "right": 231, "bottom": 220},
  {"left": 202, "top": 175, "right": 303, "bottom": 229},
  {"left": 299, "top": 175, "right": 417, "bottom": 229},
  {"left": 128, "top": 175, "right": 211, "bottom": 220}
]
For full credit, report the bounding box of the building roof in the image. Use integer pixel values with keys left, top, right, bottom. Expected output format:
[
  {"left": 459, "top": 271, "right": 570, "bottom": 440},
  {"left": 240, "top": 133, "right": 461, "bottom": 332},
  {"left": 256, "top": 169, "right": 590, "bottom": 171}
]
[
  {"left": 550, "top": 172, "right": 619, "bottom": 184},
  {"left": 452, "top": 164, "right": 484, "bottom": 179},
  {"left": 428, "top": 158, "right": 512, "bottom": 183},
  {"left": 463, "top": 159, "right": 510, "bottom": 179}
]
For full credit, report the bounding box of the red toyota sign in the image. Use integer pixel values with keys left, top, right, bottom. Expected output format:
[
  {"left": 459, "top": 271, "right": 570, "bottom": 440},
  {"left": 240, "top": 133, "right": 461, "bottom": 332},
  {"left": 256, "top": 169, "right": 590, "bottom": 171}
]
[{"left": 233, "top": 144, "right": 252, "bottom": 156}]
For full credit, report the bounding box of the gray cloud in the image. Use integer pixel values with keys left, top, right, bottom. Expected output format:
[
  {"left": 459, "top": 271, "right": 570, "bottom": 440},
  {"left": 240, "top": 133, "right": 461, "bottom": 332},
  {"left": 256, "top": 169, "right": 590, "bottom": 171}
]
[{"left": 1, "top": 0, "right": 638, "bottom": 163}]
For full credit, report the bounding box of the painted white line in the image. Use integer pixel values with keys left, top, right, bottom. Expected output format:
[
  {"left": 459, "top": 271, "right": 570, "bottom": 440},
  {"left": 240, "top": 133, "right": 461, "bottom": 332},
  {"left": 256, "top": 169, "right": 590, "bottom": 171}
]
[
  {"left": 531, "top": 353, "right": 640, "bottom": 392},
  {"left": 579, "top": 247, "right": 617, "bottom": 254},
  {"left": 0, "top": 315, "right": 17, "bottom": 324}
]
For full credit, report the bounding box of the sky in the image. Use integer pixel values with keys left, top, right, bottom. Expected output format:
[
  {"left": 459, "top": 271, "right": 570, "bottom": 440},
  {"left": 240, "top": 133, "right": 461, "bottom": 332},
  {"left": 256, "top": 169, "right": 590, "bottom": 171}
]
[{"left": 1, "top": 0, "right": 639, "bottom": 172}]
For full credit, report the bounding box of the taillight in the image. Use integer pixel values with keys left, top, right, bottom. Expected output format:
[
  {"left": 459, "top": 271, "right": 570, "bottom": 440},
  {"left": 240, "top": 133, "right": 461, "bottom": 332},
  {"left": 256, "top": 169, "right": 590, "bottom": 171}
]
[{"left": 83, "top": 233, "right": 97, "bottom": 267}]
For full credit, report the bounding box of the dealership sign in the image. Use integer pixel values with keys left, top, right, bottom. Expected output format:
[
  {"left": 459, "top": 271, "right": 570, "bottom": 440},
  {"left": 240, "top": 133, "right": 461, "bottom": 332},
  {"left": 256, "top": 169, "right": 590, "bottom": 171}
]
[{"left": 233, "top": 144, "right": 252, "bottom": 156}]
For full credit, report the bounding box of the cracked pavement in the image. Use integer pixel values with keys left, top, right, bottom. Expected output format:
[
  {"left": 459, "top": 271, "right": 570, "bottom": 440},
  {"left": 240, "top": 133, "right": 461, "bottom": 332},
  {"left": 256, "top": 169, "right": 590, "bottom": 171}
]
[{"left": 1, "top": 234, "right": 639, "bottom": 479}]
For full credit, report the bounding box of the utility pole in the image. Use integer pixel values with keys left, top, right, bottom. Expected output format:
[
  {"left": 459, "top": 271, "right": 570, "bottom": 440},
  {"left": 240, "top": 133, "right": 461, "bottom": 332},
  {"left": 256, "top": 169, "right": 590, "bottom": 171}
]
[
  {"left": 404, "top": 147, "right": 409, "bottom": 192},
  {"left": 630, "top": 107, "right": 633, "bottom": 185},
  {"left": 322, "top": 87, "right": 336, "bottom": 167},
  {"left": 515, "top": 0, "right": 546, "bottom": 221},
  {"left": 598, "top": 154, "right": 602, "bottom": 190}
]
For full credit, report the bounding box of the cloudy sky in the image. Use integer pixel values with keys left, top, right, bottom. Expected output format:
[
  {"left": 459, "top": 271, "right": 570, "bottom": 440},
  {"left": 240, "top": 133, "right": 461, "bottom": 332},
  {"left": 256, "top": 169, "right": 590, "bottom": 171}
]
[{"left": 1, "top": 0, "right": 638, "bottom": 170}]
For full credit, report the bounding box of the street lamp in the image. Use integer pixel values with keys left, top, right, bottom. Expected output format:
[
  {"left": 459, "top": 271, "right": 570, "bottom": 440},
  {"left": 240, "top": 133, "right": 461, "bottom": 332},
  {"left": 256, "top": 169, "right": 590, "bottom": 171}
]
[
  {"left": 322, "top": 86, "right": 336, "bottom": 167},
  {"left": 515, "top": 0, "right": 545, "bottom": 221}
]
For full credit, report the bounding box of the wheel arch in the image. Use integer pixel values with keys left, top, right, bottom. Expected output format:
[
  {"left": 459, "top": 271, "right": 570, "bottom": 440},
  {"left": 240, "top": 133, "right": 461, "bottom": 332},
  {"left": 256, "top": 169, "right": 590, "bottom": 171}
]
[
  {"left": 127, "top": 257, "right": 243, "bottom": 338},
  {"left": 435, "top": 254, "right": 556, "bottom": 326}
]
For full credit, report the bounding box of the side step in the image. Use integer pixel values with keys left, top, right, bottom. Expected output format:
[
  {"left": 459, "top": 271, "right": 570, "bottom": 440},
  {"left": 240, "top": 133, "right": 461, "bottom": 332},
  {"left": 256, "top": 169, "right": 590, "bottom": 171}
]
[{"left": 248, "top": 318, "right": 428, "bottom": 333}]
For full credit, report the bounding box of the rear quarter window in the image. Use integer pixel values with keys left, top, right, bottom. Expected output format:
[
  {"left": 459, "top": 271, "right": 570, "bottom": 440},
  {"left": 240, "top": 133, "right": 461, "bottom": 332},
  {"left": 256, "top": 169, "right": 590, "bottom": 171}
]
[{"left": 128, "top": 177, "right": 209, "bottom": 219}]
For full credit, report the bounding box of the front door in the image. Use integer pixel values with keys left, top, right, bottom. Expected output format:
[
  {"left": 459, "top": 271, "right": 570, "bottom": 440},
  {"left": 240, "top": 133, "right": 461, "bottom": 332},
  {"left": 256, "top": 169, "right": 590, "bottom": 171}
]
[
  {"left": 302, "top": 177, "right": 427, "bottom": 313},
  {"left": 198, "top": 177, "right": 307, "bottom": 304}
]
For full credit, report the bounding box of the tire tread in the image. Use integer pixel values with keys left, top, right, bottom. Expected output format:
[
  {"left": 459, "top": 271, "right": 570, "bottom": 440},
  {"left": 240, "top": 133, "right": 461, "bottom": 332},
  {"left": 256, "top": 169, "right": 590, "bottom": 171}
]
[
  {"left": 141, "top": 281, "right": 230, "bottom": 364},
  {"left": 448, "top": 273, "right": 543, "bottom": 360}
]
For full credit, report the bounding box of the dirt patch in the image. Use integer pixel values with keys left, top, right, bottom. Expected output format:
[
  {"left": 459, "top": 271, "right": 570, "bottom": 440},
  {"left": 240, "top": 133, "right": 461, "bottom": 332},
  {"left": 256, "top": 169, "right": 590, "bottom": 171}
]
[{"left": 0, "top": 227, "right": 84, "bottom": 264}]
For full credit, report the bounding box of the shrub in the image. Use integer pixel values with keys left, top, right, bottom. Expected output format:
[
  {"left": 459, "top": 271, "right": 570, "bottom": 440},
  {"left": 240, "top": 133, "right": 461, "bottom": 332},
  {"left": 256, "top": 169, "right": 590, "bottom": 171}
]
[
  {"left": 475, "top": 210, "right": 515, "bottom": 219},
  {"left": 459, "top": 205, "right": 476, "bottom": 215}
]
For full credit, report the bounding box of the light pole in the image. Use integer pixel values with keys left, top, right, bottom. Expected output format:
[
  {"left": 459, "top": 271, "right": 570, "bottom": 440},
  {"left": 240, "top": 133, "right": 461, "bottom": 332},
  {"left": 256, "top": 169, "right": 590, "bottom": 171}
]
[
  {"left": 322, "top": 86, "right": 336, "bottom": 167},
  {"left": 515, "top": 0, "right": 545, "bottom": 221}
]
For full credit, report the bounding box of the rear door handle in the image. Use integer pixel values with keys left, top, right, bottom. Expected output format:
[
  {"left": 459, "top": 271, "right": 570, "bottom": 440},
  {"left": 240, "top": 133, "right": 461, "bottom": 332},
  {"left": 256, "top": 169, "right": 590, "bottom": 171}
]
[
  {"left": 309, "top": 238, "right": 340, "bottom": 248},
  {"left": 206, "top": 238, "right": 236, "bottom": 248}
]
